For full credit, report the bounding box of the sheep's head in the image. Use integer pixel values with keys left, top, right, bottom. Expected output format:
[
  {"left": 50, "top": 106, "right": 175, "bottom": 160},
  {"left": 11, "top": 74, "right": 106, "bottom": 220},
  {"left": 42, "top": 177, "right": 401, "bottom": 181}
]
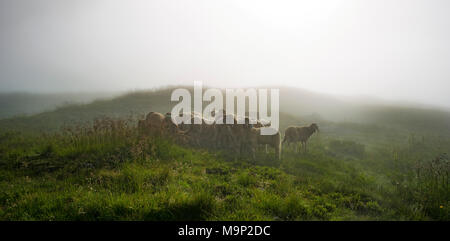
[{"left": 311, "top": 123, "right": 319, "bottom": 132}]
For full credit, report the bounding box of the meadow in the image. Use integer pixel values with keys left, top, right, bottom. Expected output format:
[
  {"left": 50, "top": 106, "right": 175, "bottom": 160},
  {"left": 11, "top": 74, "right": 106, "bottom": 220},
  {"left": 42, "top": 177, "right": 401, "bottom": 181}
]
[{"left": 0, "top": 88, "right": 448, "bottom": 221}]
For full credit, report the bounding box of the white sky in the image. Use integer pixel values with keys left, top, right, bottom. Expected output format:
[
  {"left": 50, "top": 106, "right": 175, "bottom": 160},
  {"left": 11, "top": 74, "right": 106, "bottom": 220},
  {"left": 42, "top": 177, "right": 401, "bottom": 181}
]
[{"left": 1, "top": 0, "right": 449, "bottom": 107}]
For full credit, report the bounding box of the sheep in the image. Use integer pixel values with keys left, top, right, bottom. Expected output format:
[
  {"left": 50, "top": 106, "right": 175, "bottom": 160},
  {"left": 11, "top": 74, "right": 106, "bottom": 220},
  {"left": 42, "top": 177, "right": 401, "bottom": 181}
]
[
  {"left": 171, "top": 110, "right": 233, "bottom": 150},
  {"left": 207, "top": 111, "right": 235, "bottom": 149},
  {"left": 225, "top": 117, "right": 253, "bottom": 156},
  {"left": 138, "top": 111, "right": 187, "bottom": 140},
  {"left": 251, "top": 119, "right": 271, "bottom": 152},
  {"left": 244, "top": 126, "right": 281, "bottom": 160},
  {"left": 257, "top": 127, "right": 281, "bottom": 160},
  {"left": 211, "top": 115, "right": 280, "bottom": 159},
  {"left": 183, "top": 115, "right": 217, "bottom": 148},
  {"left": 238, "top": 117, "right": 280, "bottom": 159},
  {"left": 282, "top": 123, "right": 319, "bottom": 152},
  {"left": 172, "top": 113, "right": 218, "bottom": 149},
  {"left": 199, "top": 121, "right": 218, "bottom": 149},
  {"left": 139, "top": 110, "right": 281, "bottom": 160},
  {"left": 191, "top": 111, "right": 249, "bottom": 156}
]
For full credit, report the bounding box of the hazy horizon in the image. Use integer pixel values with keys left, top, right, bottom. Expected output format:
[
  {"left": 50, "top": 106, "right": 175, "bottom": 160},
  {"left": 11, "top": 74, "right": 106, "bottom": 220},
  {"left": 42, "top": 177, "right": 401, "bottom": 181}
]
[
  {"left": 1, "top": 0, "right": 449, "bottom": 108},
  {"left": 2, "top": 84, "right": 450, "bottom": 113}
]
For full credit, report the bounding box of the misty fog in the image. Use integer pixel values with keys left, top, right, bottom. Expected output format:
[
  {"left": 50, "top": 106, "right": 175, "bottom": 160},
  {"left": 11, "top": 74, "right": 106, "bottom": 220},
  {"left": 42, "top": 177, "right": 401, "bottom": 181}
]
[{"left": 1, "top": 0, "right": 449, "bottom": 108}]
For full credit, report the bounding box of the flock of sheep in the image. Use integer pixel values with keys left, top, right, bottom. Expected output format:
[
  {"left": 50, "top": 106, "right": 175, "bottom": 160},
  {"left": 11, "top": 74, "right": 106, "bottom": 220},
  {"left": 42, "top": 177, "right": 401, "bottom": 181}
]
[{"left": 138, "top": 111, "right": 319, "bottom": 160}]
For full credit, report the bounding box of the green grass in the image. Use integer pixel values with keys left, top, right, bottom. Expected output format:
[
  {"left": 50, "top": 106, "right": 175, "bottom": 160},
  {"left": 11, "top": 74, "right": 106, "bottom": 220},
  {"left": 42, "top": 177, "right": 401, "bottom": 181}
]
[
  {"left": 0, "top": 88, "right": 449, "bottom": 221},
  {"left": 0, "top": 117, "right": 448, "bottom": 221}
]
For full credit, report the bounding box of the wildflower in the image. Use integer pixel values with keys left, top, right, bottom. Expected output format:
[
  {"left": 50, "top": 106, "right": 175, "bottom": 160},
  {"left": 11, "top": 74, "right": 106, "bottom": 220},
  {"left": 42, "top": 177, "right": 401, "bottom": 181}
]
[{"left": 440, "top": 205, "right": 444, "bottom": 209}]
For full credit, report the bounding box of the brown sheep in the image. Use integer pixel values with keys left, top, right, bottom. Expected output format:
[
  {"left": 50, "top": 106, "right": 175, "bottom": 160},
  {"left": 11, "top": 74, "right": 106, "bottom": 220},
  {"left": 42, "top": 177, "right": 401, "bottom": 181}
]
[
  {"left": 174, "top": 111, "right": 235, "bottom": 151},
  {"left": 211, "top": 112, "right": 238, "bottom": 151},
  {"left": 251, "top": 119, "right": 271, "bottom": 152},
  {"left": 182, "top": 115, "right": 216, "bottom": 148},
  {"left": 138, "top": 111, "right": 186, "bottom": 139},
  {"left": 282, "top": 123, "right": 319, "bottom": 152},
  {"left": 258, "top": 127, "right": 281, "bottom": 160},
  {"left": 200, "top": 121, "right": 218, "bottom": 149},
  {"left": 175, "top": 113, "right": 221, "bottom": 149},
  {"left": 139, "top": 110, "right": 281, "bottom": 160},
  {"left": 244, "top": 125, "right": 281, "bottom": 160}
]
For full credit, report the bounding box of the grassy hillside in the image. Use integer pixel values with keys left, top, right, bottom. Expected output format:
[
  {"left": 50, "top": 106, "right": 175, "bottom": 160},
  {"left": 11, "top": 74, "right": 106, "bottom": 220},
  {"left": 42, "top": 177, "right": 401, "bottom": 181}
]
[
  {"left": 0, "top": 87, "right": 448, "bottom": 220},
  {"left": 0, "top": 92, "right": 120, "bottom": 119},
  {"left": 2, "top": 86, "right": 450, "bottom": 141}
]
